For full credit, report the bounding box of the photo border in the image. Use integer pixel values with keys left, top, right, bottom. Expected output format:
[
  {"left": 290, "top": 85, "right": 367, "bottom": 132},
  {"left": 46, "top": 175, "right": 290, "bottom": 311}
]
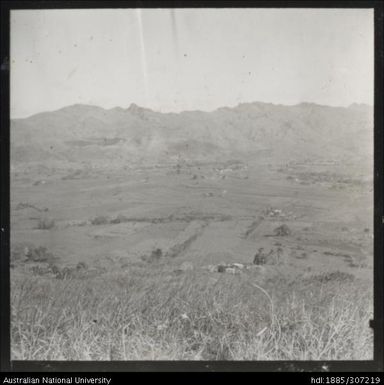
[{"left": 1, "top": 0, "right": 383, "bottom": 373}]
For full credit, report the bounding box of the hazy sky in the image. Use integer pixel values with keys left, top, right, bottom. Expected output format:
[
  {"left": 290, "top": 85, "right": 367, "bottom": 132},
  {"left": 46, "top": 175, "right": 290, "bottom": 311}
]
[{"left": 11, "top": 8, "right": 373, "bottom": 118}]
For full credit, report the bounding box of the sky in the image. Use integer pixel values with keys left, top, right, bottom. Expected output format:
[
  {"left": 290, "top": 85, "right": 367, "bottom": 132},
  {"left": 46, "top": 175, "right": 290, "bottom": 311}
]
[{"left": 10, "top": 8, "right": 374, "bottom": 118}]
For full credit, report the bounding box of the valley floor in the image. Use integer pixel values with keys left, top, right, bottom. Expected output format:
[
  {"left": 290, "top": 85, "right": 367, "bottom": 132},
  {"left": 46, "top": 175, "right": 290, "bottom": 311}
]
[{"left": 10, "top": 158, "right": 374, "bottom": 360}]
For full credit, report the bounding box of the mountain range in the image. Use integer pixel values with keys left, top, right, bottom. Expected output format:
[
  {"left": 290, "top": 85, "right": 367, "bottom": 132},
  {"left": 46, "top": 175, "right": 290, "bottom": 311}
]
[{"left": 10, "top": 101, "right": 373, "bottom": 167}]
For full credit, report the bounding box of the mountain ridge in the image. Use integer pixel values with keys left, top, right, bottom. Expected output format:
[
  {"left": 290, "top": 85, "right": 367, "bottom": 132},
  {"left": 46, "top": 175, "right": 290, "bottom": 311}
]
[
  {"left": 12, "top": 101, "right": 373, "bottom": 121},
  {"left": 10, "top": 101, "right": 373, "bottom": 167}
]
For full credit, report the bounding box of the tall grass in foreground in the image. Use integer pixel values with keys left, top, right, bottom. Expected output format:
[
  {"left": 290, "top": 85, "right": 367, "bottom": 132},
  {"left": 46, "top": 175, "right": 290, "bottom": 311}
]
[{"left": 11, "top": 265, "right": 373, "bottom": 360}]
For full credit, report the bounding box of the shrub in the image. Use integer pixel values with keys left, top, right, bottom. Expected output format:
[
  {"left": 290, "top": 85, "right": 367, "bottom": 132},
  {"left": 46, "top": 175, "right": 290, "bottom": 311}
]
[
  {"left": 76, "top": 261, "right": 88, "bottom": 271},
  {"left": 25, "top": 246, "right": 55, "bottom": 263},
  {"left": 110, "top": 214, "right": 129, "bottom": 224},
  {"left": 36, "top": 218, "right": 55, "bottom": 230},
  {"left": 142, "top": 248, "right": 163, "bottom": 263},
  {"left": 91, "top": 216, "right": 109, "bottom": 225},
  {"left": 253, "top": 248, "right": 267, "bottom": 265},
  {"left": 50, "top": 264, "right": 61, "bottom": 275},
  {"left": 273, "top": 224, "right": 291, "bottom": 236}
]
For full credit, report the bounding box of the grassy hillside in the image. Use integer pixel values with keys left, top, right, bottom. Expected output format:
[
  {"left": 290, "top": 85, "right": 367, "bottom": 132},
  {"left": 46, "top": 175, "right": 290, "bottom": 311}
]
[{"left": 11, "top": 262, "right": 372, "bottom": 360}]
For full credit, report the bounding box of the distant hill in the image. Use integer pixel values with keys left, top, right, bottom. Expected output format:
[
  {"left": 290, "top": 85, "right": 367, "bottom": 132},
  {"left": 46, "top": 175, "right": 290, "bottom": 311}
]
[{"left": 10, "top": 102, "right": 373, "bottom": 167}]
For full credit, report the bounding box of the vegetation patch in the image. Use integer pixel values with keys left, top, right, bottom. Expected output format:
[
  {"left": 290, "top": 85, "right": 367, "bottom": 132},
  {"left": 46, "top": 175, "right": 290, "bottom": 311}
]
[
  {"left": 141, "top": 248, "right": 164, "bottom": 263},
  {"left": 91, "top": 216, "right": 109, "bottom": 225},
  {"left": 273, "top": 224, "right": 292, "bottom": 236},
  {"left": 25, "top": 246, "right": 56, "bottom": 263},
  {"left": 110, "top": 214, "right": 130, "bottom": 224},
  {"left": 36, "top": 218, "right": 55, "bottom": 230}
]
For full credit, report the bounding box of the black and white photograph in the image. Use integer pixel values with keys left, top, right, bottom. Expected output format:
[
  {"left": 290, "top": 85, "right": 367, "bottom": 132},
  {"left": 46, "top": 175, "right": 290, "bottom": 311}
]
[{"left": 8, "top": 6, "right": 375, "bottom": 363}]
